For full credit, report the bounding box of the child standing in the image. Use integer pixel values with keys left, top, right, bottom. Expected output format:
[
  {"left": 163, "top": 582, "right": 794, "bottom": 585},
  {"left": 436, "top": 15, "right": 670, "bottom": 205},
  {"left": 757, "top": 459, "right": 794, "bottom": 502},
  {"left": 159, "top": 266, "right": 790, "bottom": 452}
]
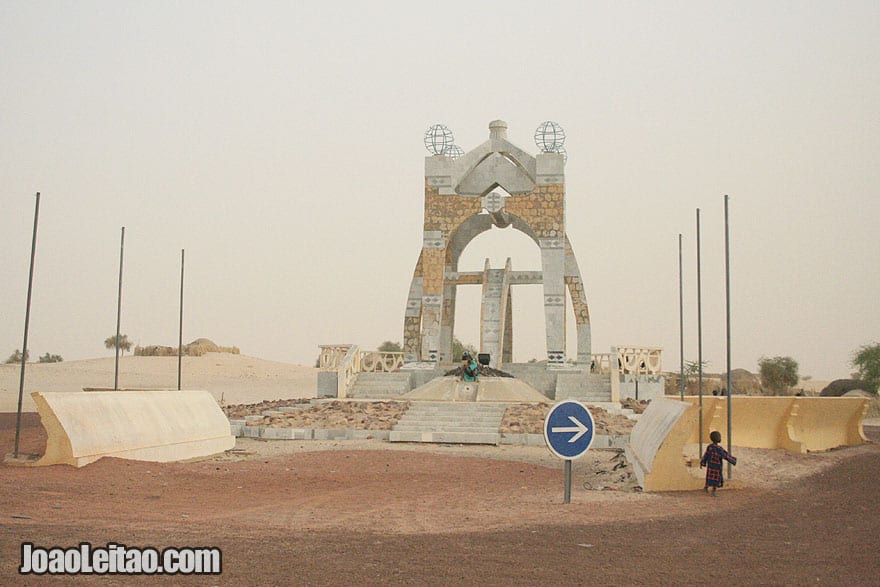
[{"left": 700, "top": 430, "right": 736, "bottom": 496}]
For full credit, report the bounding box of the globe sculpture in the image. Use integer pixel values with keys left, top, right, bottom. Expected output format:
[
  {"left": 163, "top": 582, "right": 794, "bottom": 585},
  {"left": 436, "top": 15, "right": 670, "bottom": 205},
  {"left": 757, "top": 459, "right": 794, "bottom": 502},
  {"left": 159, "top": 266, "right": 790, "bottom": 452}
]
[
  {"left": 534, "top": 121, "right": 566, "bottom": 153},
  {"left": 424, "top": 124, "right": 455, "bottom": 155},
  {"left": 444, "top": 144, "right": 465, "bottom": 159},
  {"left": 556, "top": 146, "right": 568, "bottom": 163}
]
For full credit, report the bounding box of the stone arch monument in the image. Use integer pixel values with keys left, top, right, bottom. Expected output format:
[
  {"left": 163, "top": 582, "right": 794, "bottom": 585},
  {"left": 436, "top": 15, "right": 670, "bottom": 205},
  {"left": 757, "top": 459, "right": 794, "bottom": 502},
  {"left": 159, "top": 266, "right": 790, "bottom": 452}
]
[{"left": 403, "top": 120, "right": 591, "bottom": 368}]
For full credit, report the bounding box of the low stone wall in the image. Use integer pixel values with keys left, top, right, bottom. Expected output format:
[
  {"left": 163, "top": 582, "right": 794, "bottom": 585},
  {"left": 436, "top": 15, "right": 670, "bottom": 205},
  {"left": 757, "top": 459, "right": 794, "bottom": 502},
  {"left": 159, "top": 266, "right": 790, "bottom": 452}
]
[
  {"left": 618, "top": 375, "right": 665, "bottom": 401},
  {"left": 230, "top": 420, "right": 628, "bottom": 448}
]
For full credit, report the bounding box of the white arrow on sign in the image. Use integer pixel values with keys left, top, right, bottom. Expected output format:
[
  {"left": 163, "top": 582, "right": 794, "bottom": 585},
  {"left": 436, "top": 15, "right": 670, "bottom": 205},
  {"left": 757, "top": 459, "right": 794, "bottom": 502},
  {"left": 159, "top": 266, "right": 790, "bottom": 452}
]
[{"left": 551, "top": 416, "right": 590, "bottom": 443}]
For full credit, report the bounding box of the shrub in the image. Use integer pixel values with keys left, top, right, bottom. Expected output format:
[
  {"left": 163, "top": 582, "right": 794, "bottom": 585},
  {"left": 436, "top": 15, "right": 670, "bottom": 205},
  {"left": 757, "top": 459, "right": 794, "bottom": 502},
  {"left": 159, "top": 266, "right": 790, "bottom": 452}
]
[
  {"left": 5, "top": 349, "right": 29, "bottom": 364},
  {"left": 758, "top": 356, "right": 799, "bottom": 392}
]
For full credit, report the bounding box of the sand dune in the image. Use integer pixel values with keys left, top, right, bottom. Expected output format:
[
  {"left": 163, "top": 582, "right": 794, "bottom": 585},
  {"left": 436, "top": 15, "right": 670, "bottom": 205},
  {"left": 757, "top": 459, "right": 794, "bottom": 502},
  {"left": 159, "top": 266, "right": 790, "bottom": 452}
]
[{"left": 0, "top": 353, "right": 317, "bottom": 412}]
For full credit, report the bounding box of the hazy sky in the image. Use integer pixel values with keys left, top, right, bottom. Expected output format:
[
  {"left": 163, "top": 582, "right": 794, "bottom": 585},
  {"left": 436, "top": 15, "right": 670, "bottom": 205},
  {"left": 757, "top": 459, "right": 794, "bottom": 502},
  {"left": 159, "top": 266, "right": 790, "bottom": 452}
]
[{"left": 1, "top": 1, "right": 878, "bottom": 380}]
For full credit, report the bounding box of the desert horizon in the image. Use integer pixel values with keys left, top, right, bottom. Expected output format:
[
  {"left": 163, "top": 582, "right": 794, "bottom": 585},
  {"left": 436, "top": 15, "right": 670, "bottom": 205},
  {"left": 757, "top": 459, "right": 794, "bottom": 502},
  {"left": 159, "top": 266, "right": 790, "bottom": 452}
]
[
  {"left": 0, "top": 352, "right": 318, "bottom": 412},
  {"left": 2, "top": 349, "right": 838, "bottom": 414}
]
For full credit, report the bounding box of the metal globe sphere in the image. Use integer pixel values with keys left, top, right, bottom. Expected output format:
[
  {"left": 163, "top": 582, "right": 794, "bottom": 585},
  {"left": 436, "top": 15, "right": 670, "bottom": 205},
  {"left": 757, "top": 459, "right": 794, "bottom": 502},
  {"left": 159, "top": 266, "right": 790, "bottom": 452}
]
[
  {"left": 424, "top": 124, "right": 455, "bottom": 155},
  {"left": 534, "top": 121, "right": 566, "bottom": 152}
]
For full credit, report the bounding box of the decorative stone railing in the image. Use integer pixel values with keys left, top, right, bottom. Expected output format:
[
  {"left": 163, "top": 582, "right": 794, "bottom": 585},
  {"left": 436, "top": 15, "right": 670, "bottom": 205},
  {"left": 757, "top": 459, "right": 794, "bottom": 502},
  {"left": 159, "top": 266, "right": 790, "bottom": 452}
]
[
  {"left": 318, "top": 345, "right": 405, "bottom": 398},
  {"left": 318, "top": 345, "right": 352, "bottom": 371},
  {"left": 359, "top": 351, "right": 405, "bottom": 373},
  {"left": 590, "top": 353, "right": 613, "bottom": 374},
  {"left": 617, "top": 346, "right": 662, "bottom": 375}
]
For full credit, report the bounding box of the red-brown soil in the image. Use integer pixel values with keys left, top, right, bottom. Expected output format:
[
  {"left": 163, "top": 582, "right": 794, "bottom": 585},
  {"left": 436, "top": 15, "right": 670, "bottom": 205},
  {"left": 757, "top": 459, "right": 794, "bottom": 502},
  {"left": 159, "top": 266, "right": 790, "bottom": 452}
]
[{"left": 2, "top": 414, "right": 878, "bottom": 585}]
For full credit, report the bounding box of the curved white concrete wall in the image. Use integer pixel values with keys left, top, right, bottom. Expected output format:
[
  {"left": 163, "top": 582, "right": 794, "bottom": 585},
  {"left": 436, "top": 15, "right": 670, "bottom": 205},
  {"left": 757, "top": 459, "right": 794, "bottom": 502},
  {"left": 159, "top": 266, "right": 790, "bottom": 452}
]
[{"left": 31, "top": 390, "right": 235, "bottom": 467}]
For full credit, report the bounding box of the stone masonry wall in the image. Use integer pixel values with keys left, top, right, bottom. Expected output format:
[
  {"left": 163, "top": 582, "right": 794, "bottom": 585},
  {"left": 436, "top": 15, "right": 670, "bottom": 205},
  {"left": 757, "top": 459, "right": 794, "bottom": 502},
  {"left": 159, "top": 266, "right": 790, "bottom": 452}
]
[
  {"left": 566, "top": 276, "right": 591, "bottom": 325},
  {"left": 504, "top": 185, "right": 564, "bottom": 237}
]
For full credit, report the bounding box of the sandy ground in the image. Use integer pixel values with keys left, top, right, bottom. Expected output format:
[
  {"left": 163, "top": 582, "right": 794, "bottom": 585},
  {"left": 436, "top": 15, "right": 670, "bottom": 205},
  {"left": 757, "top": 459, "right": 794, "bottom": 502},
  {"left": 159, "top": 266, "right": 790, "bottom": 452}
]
[
  {"left": 0, "top": 353, "right": 317, "bottom": 412},
  {"left": 1, "top": 356, "right": 879, "bottom": 584},
  {"left": 1, "top": 415, "right": 878, "bottom": 585}
]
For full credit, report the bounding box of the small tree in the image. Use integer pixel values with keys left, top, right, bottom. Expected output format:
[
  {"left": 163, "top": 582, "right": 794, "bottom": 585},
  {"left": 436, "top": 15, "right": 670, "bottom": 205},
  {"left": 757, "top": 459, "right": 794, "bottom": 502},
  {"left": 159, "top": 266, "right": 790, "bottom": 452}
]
[
  {"left": 378, "top": 341, "right": 402, "bottom": 353},
  {"left": 684, "top": 359, "right": 710, "bottom": 381},
  {"left": 38, "top": 352, "right": 63, "bottom": 363},
  {"left": 452, "top": 337, "right": 477, "bottom": 362},
  {"left": 104, "top": 334, "right": 132, "bottom": 356},
  {"left": 758, "top": 356, "right": 799, "bottom": 392},
  {"left": 5, "top": 349, "right": 29, "bottom": 364},
  {"left": 851, "top": 342, "right": 880, "bottom": 393}
]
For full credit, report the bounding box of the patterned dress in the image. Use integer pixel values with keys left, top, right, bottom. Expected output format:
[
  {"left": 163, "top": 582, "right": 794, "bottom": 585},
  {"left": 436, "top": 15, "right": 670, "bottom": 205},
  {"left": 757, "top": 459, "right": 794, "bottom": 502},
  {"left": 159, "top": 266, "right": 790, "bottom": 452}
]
[{"left": 701, "top": 443, "right": 737, "bottom": 488}]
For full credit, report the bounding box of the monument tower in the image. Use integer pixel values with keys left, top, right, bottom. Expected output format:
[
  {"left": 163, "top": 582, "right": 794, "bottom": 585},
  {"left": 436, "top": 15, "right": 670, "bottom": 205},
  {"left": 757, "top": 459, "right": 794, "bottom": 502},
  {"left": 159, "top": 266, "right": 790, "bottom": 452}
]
[{"left": 403, "top": 120, "right": 592, "bottom": 369}]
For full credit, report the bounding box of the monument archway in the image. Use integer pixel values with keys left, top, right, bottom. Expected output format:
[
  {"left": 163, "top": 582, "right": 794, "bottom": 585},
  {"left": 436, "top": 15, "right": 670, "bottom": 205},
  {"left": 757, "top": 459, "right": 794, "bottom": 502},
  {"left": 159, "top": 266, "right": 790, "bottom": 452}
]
[{"left": 403, "top": 120, "right": 591, "bottom": 368}]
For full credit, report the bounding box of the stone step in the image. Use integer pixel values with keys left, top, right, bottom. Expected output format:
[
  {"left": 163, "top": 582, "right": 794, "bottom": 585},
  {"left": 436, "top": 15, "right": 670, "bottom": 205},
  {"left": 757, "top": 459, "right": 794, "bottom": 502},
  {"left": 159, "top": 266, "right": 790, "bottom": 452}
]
[
  {"left": 555, "top": 371, "right": 613, "bottom": 402},
  {"left": 354, "top": 373, "right": 411, "bottom": 382},
  {"left": 396, "top": 418, "right": 503, "bottom": 427},
  {"left": 352, "top": 378, "right": 411, "bottom": 385},
  {"left": 389, "top": 401, "right": 507, "bottom": 445},
  {"left": 347, "top": 373, "right": 414, "bottom": 399},
  {"left": 402, "top": 406, "right": 506, "bottom": 414},
  {"left": 406, "top": 403, "right": 507, "bottom": 411},
  {"left": 399, "top": 413, "right": 503, "bottom": 421},
  {"left": 397, "top": 414, "right": 502, "bottom": 422},
  {"left": 348, "top": 391, "right": 407, "bottom": 399},
  {"left": 392, "top": 424, "right": 503, "bottom": 433},
  {"left": 388, "top": 431, "right": 500, "bottom": 445}
]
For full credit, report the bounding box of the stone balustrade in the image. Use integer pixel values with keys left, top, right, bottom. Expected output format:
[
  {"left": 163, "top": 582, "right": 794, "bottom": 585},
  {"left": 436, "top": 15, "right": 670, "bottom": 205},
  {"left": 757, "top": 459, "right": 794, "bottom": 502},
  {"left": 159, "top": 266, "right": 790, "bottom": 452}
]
[
  {"left": 617, "top": 346, "right": 662, "bottom": 375},
  {"left": 318, "top": 345, "right": 352, "bottom": 371},
  {"left": 318, "top": 345, "right": 405, "bottom": 398},
  {"left": 590, "top": 353, "right": 613, "bottom": 374}
]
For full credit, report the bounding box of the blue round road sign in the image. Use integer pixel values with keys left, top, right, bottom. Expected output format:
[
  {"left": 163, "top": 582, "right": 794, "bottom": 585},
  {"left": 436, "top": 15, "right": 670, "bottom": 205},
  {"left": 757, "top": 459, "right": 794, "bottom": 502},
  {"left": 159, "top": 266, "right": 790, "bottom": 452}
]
[{"left": 544, "top": 400, "right": 595, "bottom": 459}]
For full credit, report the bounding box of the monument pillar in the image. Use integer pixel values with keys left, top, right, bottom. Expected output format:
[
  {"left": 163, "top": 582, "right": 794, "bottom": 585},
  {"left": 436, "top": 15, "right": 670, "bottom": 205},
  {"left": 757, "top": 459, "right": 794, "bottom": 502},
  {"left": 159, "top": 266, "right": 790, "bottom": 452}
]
[{"left": 404, "top": 120, "right": 591, "bottom": 367}]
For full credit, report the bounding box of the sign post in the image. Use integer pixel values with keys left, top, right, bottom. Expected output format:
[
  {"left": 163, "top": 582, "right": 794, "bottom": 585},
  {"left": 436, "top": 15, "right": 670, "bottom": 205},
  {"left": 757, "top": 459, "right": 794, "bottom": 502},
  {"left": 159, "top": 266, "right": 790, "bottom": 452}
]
[{"left": 544, "top": 400, "right": 595, "bottom": 504}]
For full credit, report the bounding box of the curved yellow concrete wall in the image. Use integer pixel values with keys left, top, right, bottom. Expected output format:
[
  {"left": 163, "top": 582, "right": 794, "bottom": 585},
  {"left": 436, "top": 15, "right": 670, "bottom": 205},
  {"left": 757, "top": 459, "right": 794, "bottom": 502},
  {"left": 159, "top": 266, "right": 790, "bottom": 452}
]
[
  {"left": 31, "top": 390, "right": 235, "bottom": 467},
  {"left": 682, "top": 396, "right": 868, "bottom": 453},
  {"left": 624, "top": 398, "right": 704, "bottom": 492}
]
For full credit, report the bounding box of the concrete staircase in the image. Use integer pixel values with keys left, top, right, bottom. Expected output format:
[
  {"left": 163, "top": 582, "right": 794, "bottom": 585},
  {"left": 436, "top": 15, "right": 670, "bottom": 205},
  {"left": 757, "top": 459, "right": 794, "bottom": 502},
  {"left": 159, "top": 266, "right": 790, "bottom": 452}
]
[
  {"left": 348, "top": 372, "right": 412, "bottom": 399},
  {"left": 555, "top": 372, "right": 613, "bottom": 402},
  {"left": 389, "top": 402, "right": 507, "bottom": 445}
]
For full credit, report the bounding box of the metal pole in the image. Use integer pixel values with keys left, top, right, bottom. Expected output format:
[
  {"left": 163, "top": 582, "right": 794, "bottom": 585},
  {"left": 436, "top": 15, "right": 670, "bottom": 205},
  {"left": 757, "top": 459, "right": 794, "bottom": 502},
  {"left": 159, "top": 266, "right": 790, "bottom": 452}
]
[
  {"left": 14, "top": 192, "right": 41, "bottom": 458},
  {"left": 178, "top": 249, "right": 184, "bottom": 391},
  {"left": 114, "top": 227, "right": 125, "bottom": 391},
  {"left": 564, "top": 460, "right": 572, "bottom": 504},
  {"left": 724, "top": 195, "right": 732, "bottom": 478},
  {"left": 678, "top": 233, "right": 685, "bottom": 400},
  {"left": 696, "top": 208, "right": 703, "bottom": 458}
]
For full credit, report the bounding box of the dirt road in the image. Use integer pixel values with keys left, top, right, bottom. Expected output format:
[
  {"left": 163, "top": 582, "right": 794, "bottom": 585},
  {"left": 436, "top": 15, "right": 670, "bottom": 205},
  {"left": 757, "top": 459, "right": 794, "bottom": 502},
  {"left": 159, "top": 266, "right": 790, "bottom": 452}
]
[{"left": 2, "top": 416, "right": 878, "bottom": 585}]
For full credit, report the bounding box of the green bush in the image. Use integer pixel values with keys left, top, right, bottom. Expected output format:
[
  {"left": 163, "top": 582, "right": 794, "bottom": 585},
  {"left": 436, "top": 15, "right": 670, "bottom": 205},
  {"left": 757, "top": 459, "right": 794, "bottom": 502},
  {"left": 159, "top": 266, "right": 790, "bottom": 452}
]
[{"left": 758, "top": 356, "right": 799, "bottom": 392}]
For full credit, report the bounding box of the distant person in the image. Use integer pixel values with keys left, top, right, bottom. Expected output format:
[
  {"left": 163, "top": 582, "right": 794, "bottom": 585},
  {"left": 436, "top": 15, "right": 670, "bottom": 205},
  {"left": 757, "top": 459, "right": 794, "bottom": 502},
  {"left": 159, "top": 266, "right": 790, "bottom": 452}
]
[
  {"left": 461, "top": 352, "right": 479, "bottom": 382},
  {"left": 700, "top": 430, "right": 737, "bottom": 497},
  {"left": 712, "top": 389, "right": 719, "bottom": 396},
  {"left": 720, "top": 387, "right": 727, "bottom": 396}
]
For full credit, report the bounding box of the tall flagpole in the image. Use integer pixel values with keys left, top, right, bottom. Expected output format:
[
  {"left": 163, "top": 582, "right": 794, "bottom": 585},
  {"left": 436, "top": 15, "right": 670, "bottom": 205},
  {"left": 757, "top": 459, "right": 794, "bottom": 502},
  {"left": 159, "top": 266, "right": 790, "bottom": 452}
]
[
  {"left": 696, "top": 208, "right": 703, "bottom": 458},
  {"left": 14, "top": 192, "right": 41, "bottom": 458},
  {"left": 678, "top": 233, "right": 685, "bottom": 400},
  {"left": 114, "top": 227, "right": 125, "bottom": 390},
  {"left": 724, "top": 195, "right": 733, "bottom": 478},
  {"left": 178, "top": 249, "right": 185, "bottom": 391}
]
